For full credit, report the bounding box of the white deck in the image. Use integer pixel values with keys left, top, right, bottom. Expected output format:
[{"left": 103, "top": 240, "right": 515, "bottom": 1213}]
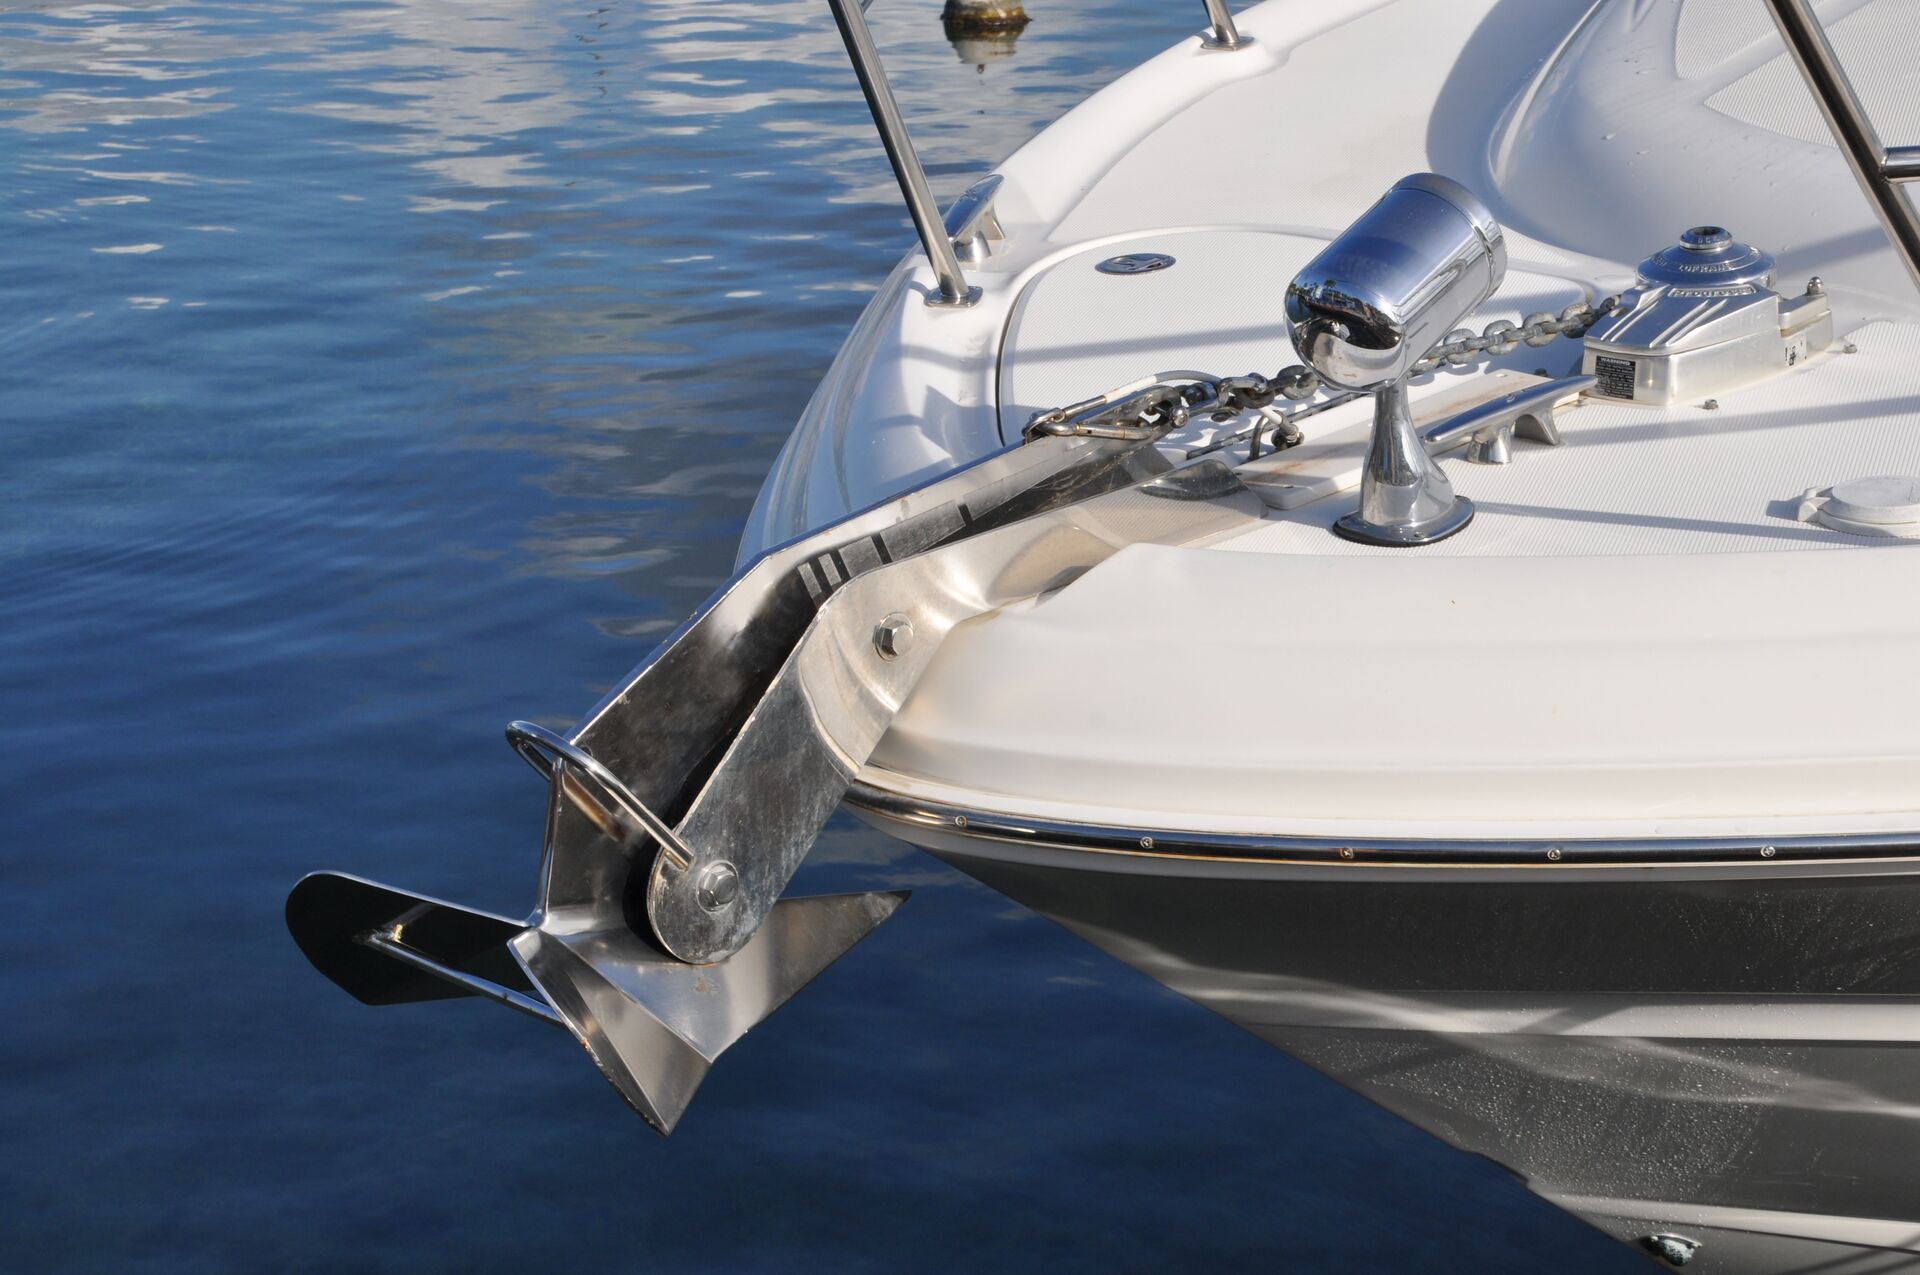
[{"left": 740, "top": 0, "right": 1920, "bottom": 841}]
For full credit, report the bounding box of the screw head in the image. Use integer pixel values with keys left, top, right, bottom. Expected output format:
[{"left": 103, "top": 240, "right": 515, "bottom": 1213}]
[
  {"left": 1702, "top": 398, "right": 1719, "bottom": 411},
  {"left": 1338, "top": 846, "right": 1355, "bottom": 860},
  {"left": 1761, "top": 845, "right": 1777, "bottom": 859},
  {"left": 873, "top": 613, "right": 914, "bottom": 660},
  {"left": 694, "top": 861, "right": 740, "bottom": 912},
  {"left": 1139, "top": 836, "right": 1154, "bottom": 850},
  {"left": 1546, "top": 846, "right": 1564, "bottom": 862}
]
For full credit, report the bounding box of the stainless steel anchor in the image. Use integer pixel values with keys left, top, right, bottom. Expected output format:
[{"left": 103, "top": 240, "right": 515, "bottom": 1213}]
[{"left": 287, "top": 428, "right": 1265, "bottom": 1133}]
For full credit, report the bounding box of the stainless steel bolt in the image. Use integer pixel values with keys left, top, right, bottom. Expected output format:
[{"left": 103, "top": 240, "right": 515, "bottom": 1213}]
[
  {"left": 1139, "top": 836, "right": 1154, "bottom": 850},
  {"left": 694, "top": 860, "right": 740, "bottom": 912},
  {"left": 1546, "top": 846, "right": 1563, "bottom": 862},
  {"left": 874, "top": 613, "right": 914, "bottom": 660},
  {"left": 1761, "top": 845, "right": 1777, "bottom": 859},
  {"left": 954, "top": 814, "right": 968, "bottom": 830},
  {"left": 1338, "top": 846, "right": 1355, "bottom": 860}
]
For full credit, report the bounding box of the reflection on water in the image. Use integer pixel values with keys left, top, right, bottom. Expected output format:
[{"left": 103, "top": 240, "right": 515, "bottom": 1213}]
[{"left": 2, "top": 0, "right": 1629, "bottom": 1270}]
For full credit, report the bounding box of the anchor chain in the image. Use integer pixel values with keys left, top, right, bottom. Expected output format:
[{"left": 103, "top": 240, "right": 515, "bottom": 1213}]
[{"left": 1022, "top": 297, "right": 1618, "bottom": 445}]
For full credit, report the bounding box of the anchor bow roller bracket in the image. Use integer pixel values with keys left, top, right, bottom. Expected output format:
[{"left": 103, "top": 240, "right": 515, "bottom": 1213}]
[{"left": 287, "top": 428, "right": 1265, "bottom": 1134}]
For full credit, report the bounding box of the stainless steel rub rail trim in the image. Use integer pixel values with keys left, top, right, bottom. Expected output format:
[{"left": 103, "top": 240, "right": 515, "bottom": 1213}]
[{"left": 847, "top": 783, "right": 1920, "bottom": 867}]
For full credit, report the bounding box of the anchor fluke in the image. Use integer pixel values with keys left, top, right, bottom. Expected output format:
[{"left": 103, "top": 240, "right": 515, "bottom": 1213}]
[
  {"left": 285, "top": 872, "right": 549, "bottom": 1016},
  {"left": 287, "top": 870, "right": 906, "bottom": 1135},
  {"left": 512, "top": 890, "right": 906, "bottom": 1134}
]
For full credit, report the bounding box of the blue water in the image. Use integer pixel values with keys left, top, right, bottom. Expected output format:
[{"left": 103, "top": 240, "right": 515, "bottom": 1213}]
[{"left": 1, "top": 2, "right": 1639, "bottom": 1270}]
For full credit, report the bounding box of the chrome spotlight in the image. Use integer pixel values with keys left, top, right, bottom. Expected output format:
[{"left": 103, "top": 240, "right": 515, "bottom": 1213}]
[{"left": 1285, "top": 173, "right": 1507, "bottom": 546}]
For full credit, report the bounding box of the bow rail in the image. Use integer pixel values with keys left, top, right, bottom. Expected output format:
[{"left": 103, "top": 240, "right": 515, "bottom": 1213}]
[
  {"left": 826, "top": 0, "right": 1249, "bottom": 308},
  {"left": 1761, "top": 0, "right": 1920, "bottom": 294}
]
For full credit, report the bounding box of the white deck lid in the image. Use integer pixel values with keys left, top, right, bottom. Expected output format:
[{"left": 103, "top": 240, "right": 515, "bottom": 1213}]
[{"left": 860, "top": 544, "right": 1920, "bottom": 840}]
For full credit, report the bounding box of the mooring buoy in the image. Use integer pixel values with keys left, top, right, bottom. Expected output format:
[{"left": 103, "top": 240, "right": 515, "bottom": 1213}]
[
  {"left": 941, "top": 0, "right": 1029, "bottom": 33},
  {"left": 942, "top": 0, "right": 1028, "bottom": 69}
]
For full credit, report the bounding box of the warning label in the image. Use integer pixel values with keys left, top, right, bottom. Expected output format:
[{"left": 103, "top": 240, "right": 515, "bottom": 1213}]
[{"left": 1593, "top": 355, "right": 1636, "bottom": 400}]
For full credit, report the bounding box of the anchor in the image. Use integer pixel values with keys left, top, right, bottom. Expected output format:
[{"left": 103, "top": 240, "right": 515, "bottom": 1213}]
[
  {"left": 287, "top": 429, "right": 1266, "bottom": 1133},
  {"left": 286, "top": 166, "right": 1540, "bottom": 1134}
]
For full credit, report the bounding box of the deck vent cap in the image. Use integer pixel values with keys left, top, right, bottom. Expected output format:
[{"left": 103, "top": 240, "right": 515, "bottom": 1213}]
[{"left": 1798, "top": 475, "right": 1920, "bottom": 537}]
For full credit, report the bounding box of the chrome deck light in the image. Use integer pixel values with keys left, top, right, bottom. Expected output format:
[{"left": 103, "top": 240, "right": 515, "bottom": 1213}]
[{"left": 1285, "top": 173, "right": 1507, "bottom": 546}]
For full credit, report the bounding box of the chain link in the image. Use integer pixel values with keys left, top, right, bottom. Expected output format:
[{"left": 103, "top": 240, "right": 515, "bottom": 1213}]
[{"left": 1022, "top": 297, "right": 1618, "bottom": 444}]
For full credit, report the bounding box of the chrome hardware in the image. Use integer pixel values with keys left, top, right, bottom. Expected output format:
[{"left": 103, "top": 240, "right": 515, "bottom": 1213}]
[
  {"left": 1096, "top": 252, "right": 1175, "bottom": 275},
  {"left": 1286, "top": 173, "right": 1508, "bottom": 388},
  {"left": 552, "top": 443, "right": 1242, "bottom": 971},
  {"left": 1286, "top": 173, "right": 1507, "bottom": 546},
  {"left": 508, "top": 889, "right": 910, "bottom": 1132},
  {"left": 1024, "top": 373, "right": 1237, "bottom": 440},
  {"left": 358, "top": 914, "right": 565, "bottom": 1027},
  {"left": 290, "top": 428, "right": 1266, "bottom": 1136},
  {"left": 851, "top": 781, "right": 1920, "bottom": 867},
  {"left": 873, "top": 612, "right": 914, "bottom": 658},
  {"left": 827, "top": 0, "right": 978, "bottom": 307},
  {"left": 1198, "top": 0, "right": 1249, "bottom": 50},
  {"left": 694, "top": 861, "right": 741, "bottom": 912},
  {"left": 826, "top": 0, "right": 1264, "bottom": 303},
  {"left": 1885, "top": 146, "right": 1920, "bottom": 183},
  {"left": 1335, "top": 387, "right": 1477, "bottom": 544},
  {"left": 287, "top": 871, "right": 915, "bottom": 1136},
  {"left": 1422, "top": 375, "right": 1592, "bottom": 465},
  {"left": 506, "top": 719, "right": 694, "bottom": 868},
  {"left": 1760, "top": 0, "right": 1920, "bottom": 296},
  {"left": 945, "top": 174, "right": 1004, "bottom": 265},
  {"left": 1582, "top": 229, "right": 1832, "bottom": 406},
  {"left": 1637, "top": 224, "right": 1774, "bottom": 290},
  {"left": 1030, "top": 307, "right": 1610, "bottom": 465}
]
